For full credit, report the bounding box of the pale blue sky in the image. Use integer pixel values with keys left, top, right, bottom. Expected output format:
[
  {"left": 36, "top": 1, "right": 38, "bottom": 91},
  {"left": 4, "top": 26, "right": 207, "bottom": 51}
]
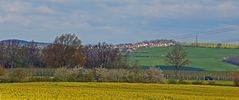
[{"left": 0, "top": 0, "right": 239, "bottom": 44}]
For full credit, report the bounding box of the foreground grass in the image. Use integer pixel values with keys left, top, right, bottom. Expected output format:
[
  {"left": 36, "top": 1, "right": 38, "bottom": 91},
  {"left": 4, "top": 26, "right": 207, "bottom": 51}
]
[{"left": 0, "top": 82, "right": 239, "bottom": 100}]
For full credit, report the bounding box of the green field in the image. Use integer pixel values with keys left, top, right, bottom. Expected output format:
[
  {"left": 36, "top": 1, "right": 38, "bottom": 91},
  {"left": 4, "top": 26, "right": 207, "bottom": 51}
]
[
  {"left": 0, "top": 82, "right": 239, "bottom": 100},
  {"left": 128, "top": 46, "right": 239, "bottom": 71}
]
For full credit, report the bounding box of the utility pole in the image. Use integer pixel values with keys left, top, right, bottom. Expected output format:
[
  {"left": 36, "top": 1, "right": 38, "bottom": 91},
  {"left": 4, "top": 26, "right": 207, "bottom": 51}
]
[{"left": 196, "top": 33, "right": 198, "bottom": 47}]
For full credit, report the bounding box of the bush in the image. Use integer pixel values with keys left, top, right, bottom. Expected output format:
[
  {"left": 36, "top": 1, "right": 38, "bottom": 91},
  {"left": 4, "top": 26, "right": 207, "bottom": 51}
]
[
  {"left": 233, "top": 71, "right": 239, "bottom": 86},
  {"left": 191, "top": 81, "right": 208, "bottom": 85},
  {"left": 73, "top": 68, "right": 94, "bottom": 82},
  {"left": 54, "top": 67, "right": 94, "bottom": 82},
  {"left": 94, "top": 68, "right": 164, "bottom": 83},
  {"left": 0, "top": 66, "right": 5, "bottom": 76},
  {"left": 0, "top": 67, "right": 5, "bottom": 82},
  {"left": 54, "top": 67, "right": 68, "bottom": 81},
  {"left": 167, "top": 79, "right": 178, "bottom": 84},
  {"left": 94, "top": 67, "right": 109, "bottom": 82},
  {"left": 28, "top": 76, "right": 54, "bottom": 82},
  {"left": 4, "top": 68, "right": 31, "bottom": 82},
  {"left": 123, "top": 69, "right": 143, "bottom": 82},
  {"left": 95, "top": 68, "right": 133, "bottom": 82},
  {"left": 143, "top": 67, "right": 164, "bottom": 83},
  {"left": 106, "top": 69, "right": 128, "bottom": 82},
  {"left": 208, "top": 81, "right": 216, "bottom": 85},
  {"left": 192, "top": 81, "right": 203, "bottom": 85},
  {"left": 178, "top": 79, "right": 189, "bottom": 84},
  {"left": 159, "top": 79, "right": 167, "bottom": 84}
]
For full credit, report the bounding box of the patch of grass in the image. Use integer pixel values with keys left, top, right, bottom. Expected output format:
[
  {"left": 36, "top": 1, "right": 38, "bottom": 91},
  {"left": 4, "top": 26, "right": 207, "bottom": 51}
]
[{"left": 128, "top": 46, "right": 239, "bottom": 71}]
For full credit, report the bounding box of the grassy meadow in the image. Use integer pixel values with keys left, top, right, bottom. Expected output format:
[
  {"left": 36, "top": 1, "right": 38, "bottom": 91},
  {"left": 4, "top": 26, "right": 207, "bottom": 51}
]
[
  {"left": 128, "top": 46, "right": 239, "bottom": 71},
  {"left": 0, "top": 82, "right": 238, "bottom": 100}
]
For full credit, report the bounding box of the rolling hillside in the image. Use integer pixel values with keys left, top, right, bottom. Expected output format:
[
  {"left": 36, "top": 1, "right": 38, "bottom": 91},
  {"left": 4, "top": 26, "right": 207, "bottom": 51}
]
[
  {"left": 0, "top": 39, "right": 49, "bottom": 48},
  {"left": 127, "top": 46, "right": 239, "bottom": 71}
]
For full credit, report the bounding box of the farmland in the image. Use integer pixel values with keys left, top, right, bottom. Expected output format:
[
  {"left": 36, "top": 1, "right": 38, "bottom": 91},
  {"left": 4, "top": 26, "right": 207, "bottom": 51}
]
[
  {"left": 128, "top": 46, "right": 239, "bottom": 71},
  {"left": 0, "top": 82, "right": 238, "bottom": 100}
]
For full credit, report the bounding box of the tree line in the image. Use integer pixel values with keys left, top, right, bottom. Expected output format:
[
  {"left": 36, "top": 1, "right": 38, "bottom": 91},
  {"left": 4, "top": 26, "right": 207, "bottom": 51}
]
[
  {"left": 0, "top": 34, "right": 128, "bottom": 69},
  {"left": 0, "top": 33, "right": 190, "bottom": 77},
  {"left": 183, "top": 42, "right": 239, "bottom": 48}
]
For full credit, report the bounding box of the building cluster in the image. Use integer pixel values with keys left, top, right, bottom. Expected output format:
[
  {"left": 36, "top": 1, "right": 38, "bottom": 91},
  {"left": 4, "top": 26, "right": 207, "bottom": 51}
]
[
  {"left": 115, "top": 39, "right": 177, "bottom": 53},
  {"left": 116, "top": 39, "right": 176, "bottom": 49}
]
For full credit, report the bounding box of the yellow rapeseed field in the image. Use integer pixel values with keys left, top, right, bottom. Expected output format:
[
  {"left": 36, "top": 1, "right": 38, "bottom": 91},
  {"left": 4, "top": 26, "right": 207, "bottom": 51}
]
[{"left": 0, "top": 82, "right": 238, "bottom": 100}]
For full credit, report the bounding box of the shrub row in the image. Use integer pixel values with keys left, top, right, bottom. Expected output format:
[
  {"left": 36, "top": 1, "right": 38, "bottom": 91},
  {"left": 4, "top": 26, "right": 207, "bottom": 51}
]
[
  {"left": 54, "top": 67, "right": 164, "bottom": 83},
  {"left": 167, "top": 79, "right": 216, "bottom": 85},
  {"left": 0, "top": 67, "right": 165, "bottom": 83},
  {"left": 0, "top": 67, "right": 54, "bottom": 82},
  {"left": 233, "top": 71, "right": 239, "bottom": 86},
  {"left": 0, "top": 67, "right": 239, "bottom": 87}
]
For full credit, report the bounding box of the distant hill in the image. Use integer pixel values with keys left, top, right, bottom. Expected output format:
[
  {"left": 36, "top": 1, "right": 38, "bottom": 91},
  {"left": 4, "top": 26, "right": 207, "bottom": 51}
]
[{"left": 0, "top": 39, "right": 49, "bottom": 48}]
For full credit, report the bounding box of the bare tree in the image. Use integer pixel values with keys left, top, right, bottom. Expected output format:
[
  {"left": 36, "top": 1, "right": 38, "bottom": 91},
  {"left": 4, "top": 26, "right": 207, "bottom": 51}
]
[
  {"left": 84, "top": 42, "right": 128, "bottom": 69},
  {"left": 2, "top": 40, "right": 21, "bottom": 68},
  {"left": 43, "top": 33, "right": 85, "bottom": 68},
  {"left": 165, "top": 45, "right": 190, "bottom": 78},
  {"left": 21, "top": 41, "right": 44, "bottom": 67},
  {"left": 0, "top": 42, "right": 5, "bottom": 67}
]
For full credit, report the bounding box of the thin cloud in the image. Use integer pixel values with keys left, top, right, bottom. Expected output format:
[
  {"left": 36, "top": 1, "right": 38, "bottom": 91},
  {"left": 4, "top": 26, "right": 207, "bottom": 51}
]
[
  {"left": 36, "top": 6, "right": 55, "bottom": 14},
  {"left": 0, "top": 1, "right": 55, "bottom": 14},
  {"left": 0, "top": 0, "right": 239, "bottom": 43},
  {"left": 49, "top": 0, "right": 76, "bottom": 3},
  {"left": 0, "top": 1, "right": 32, "bottom": 13}
]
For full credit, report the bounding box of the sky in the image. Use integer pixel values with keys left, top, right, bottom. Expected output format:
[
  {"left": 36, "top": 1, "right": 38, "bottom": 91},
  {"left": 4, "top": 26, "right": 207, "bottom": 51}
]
[{"left": 0, "top": 0, "right": 239, "bottom": 44}]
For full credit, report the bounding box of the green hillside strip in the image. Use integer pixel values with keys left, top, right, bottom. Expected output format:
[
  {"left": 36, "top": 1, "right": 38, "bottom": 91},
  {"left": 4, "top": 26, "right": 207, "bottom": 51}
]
[{"left": 128, "top": 46, "right": 239, "bottom": 71}]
